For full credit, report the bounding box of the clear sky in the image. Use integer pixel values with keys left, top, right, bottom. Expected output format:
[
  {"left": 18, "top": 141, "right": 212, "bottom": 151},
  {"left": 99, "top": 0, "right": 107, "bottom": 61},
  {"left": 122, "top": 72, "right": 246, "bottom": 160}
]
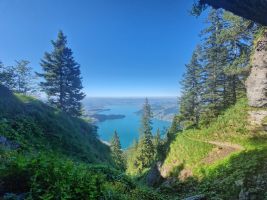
[{"left": 0, "top": 0, "right": 207, "bottom": 97}]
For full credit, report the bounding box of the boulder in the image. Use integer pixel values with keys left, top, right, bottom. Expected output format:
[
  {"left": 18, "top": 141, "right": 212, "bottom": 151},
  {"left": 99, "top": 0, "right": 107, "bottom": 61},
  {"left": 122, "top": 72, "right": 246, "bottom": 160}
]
[{"left": 248, "top": 110, "right": 267, "bottom": 126}]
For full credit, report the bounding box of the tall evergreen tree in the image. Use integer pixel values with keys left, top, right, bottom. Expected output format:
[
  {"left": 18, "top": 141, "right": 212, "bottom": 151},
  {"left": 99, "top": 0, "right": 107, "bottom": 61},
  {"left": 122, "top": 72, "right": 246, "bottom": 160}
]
[
  {"left": 179, "top": 45, "right": 202, "bottom": 128},
  {"left": 168, "top": 115, "right": 181, "bottom": 139},
  {"left": 176, "top": 9, "right": 258, "bottom": 129},
  {"left": 135, "top": 98, "right": 155, "bottom": 169},
  {"left": 38, "top": 31, "right": 85, "bottom": 116},
  {"left": 154, "top": 128, "right": 161, "bottom": 148},
  {"left": 110, "top": 131, "right": 125, "bottom": 170},
  {"left": 200, "top": 9, "right": 228, "bottom": 123},
  {"left": 153, "top": 128, "right": 164, "bottom": 161},
  {"left": 219, "top": 12, "right": 256, "bottom": 105}
]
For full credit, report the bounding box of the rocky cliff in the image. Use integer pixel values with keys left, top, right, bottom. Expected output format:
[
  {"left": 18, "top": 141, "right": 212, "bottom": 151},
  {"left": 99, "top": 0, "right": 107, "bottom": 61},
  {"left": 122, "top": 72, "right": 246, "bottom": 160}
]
[{"left": 246, "top": 31, "right": 267, "bottom": 107}]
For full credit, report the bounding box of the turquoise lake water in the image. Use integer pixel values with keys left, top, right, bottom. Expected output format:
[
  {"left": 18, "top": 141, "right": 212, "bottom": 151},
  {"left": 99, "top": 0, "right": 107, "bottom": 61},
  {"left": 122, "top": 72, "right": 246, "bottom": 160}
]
[{"left": 97, "top": 104, "right": 171, "bottom": 148}]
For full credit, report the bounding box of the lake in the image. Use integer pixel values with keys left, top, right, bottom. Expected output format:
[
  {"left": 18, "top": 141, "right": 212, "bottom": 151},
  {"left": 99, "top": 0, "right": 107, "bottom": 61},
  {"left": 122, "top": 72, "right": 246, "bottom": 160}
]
[
  {"left": 96, "top": 104, "right": 171, "bottom": 148},
  {"left": 83, "top": 97, "right": 177, "bottom": 148}
]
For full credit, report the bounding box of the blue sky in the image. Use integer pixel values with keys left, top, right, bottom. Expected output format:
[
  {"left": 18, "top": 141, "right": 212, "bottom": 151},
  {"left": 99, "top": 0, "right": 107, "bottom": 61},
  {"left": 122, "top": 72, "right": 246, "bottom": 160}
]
[{"left": 0, "top": 0, "right": 207, "bottom": 97}]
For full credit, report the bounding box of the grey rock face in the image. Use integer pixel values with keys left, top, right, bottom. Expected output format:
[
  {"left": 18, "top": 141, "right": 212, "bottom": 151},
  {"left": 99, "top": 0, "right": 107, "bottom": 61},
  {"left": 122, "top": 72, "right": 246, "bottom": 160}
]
[
  {"left": 246, "top": 31, "right": 267, "bottom": 108},
  {"left": 248, "top": 110, "right": 267, "bottom": 126}
]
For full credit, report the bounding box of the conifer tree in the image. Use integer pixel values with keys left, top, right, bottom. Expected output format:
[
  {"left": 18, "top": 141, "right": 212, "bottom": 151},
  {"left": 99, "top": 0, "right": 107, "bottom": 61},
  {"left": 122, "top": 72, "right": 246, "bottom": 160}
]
[
  {"left": 168, "top": 115, "right": 181, "bottom": 139},
  {"left": 135, "top": 98, "right": 155, "bottom": 169},
  {"left": 177, "top": 9, "right": 258, "bottom": 128},
  {"left": 200, "top": 9, "right": 228, "bottom": 123},
  {"left": 179, "top": 45, "right": 202, "bottom": 128},
  {"left": 38, "top": 31, "right": 85, "bottom": 116},
  {"left": 219, "top": 12, "right": 256, "bottom": 106},
  {"left": 154, "top": 128, "right": 163, "bottom": 161},
  {"left": 110, "top": 131, "right": 125, "bottom": 170},
  {"left": 154, "top": 128, "right": 161, "bottom": 148}
]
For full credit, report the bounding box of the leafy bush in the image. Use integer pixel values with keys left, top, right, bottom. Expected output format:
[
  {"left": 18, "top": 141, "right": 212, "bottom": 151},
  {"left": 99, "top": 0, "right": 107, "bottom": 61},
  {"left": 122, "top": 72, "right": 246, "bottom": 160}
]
[{"left": 0, "top": 153, "right": 165, "bottom": 200}]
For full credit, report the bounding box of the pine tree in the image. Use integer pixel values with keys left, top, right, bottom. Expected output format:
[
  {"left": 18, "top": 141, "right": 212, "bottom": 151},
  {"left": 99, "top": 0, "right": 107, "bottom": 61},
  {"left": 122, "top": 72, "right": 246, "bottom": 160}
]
[
  {"left": 38, "top": 31, "right": 85, "bottom": 116},
  {"left": 154, "top": 128, "right": 163, "bottom": 161},
  {"left": 167, "top": 115, "right": 181, "bottom": 141},
  {"left": 135, "top": 98, "right": 155, "bottom": 169},
  {"left": 154, "top": 128, "right": 161, "bottom": 148},
  {"left": 110, "top": 131, "right": 125, "bottom": 170},
  {"left": 200, "top": 9, "right": 228, "bottom": 123},
  {"left": 219, "top": 12, "right": 256, "bottom": 106},
  {"left": 176, "top": 9, "right": 258, "bottom": 128},
  {"left": 179, "top": 45, "right": 202, "bottom": 128}
]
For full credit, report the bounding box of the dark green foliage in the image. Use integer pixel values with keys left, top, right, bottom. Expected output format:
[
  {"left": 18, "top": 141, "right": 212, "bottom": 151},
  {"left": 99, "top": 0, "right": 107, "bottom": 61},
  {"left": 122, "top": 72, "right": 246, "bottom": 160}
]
[
  {"left": 38, "top": 31, "right": 85, "bottom": 117},
  {"left": 154, "top": 129, "right": 169, "bottom": 162},
  {"left": 179, "top": 9, "right": 257, "bottom": 127},
  {"left": 219, "top": 12, "right": 256, "bottom": 105},
  {"left": 110, "top": 131, "right": 126, "bottom": 170},
  {"left": 179, "top": 45, "right": 202, "bottom": 128},
  {"left": 126, "top": 99, "right": 157, "bottom": 174},
  {"left": 135, "top": 98, "right": 155, "bottom": 170},
  {"left": 140, "top": 98, "right": 153, "bottom": 138},
  {"left": 200, "top": 9, "right": 228, "bottom": 120},
  {"left": 153, "top": 129, "right": 162, "bottom": 161},
  {"left": 0, "top": 153, "right": 165, "bottom": 200},
  {"left": 167, "top": 115, "right": 181, "bottom": 141}
]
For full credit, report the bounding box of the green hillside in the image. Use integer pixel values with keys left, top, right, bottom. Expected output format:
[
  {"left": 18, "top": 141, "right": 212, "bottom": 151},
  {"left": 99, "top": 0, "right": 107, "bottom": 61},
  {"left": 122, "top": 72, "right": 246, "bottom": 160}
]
[
  {"left": 0, "top": 85, "right": 112, "bottom": 163},
  {"left": 0, "top": 86, "right": 166, "bottom": 199},
  {"left": 160, "top": 99, "right": 267, "bottom": 199}
]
